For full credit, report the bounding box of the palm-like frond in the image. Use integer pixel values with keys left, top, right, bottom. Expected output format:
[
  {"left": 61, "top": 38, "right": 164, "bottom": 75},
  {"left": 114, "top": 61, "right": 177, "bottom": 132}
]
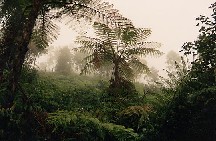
[
  {"left": 75, "top": 36, "right": 103, "bottom": 53},
  {"left": 93, "top": 22, "right": 115, "bottom": 40},
  {"left": 93, "top": 23, "right": 133, "bottom": 51},
  {"left": 76, "top": 34, "right": 114, "bottom": 75},
  {"left": 80, "top": 49, "right": 113, "bottom": 74},
  {"left": 89, "top": 0, "right": 133, "bottom": 28},
  {"left": 32, "top": 6, "right": 59, "bottom": 50},
  {"left": 129, "top": 57, "right": 150, "bottom": 73},
  {"left": 134, "top": 28, "right": 152, "bottom": 42},
  {"left": 126, "top": 42, "right": 163, "bottom": 57},
  {"left": 118, "top": 56, "right": 149, "bottom": 80},
  {"left": 119, "top": 59, "right": 134, "bottom": 80},
  {"left": 55, "top": 0, "right": 132, "bottom": 29}
]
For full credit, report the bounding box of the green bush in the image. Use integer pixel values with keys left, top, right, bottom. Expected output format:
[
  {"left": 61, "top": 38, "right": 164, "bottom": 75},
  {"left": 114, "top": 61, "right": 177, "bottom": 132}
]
[
  {"left": 47, "top": 111, "right": 140, "bottom": 141},
  {"left": 118, "top": 105, "right": 151, "bottom": 132},
  {"left": 158, "top": 86, "right": 216, "bottom": 141},
  {"left": 21, "top": 72, "right": 106, "bottom": 112}
]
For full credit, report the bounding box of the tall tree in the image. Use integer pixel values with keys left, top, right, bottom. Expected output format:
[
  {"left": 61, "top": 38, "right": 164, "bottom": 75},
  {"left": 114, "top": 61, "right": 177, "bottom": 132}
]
[
  {"left": 0, "top": 0, "right": 44, "bottom": 108},
  {"left": 76, "top": 22, "right": 162, "bottom": 88},
  {"left": 55, "top": 47, "right": 72, "bottom": 74}
]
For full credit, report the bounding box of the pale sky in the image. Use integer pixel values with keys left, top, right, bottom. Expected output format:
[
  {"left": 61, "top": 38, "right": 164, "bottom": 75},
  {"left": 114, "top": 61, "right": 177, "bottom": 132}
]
[
  {"left": 106, "top": 0, "right": 214, "bottom": 53},
  {"left": 51, "top": 0, "right": 215, "bottom": 72}
]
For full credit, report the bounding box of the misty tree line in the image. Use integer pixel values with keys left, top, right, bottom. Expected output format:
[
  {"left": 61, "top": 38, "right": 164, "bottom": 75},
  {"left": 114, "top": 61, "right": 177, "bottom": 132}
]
[{"left": 37, "top": 45, "right": 183, "bottom": 83}]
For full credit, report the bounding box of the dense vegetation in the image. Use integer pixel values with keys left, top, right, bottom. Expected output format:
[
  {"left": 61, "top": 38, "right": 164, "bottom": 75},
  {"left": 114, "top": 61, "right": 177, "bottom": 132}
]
[{"left": 0, "top": 0, "right": 216, "bottom": 141}]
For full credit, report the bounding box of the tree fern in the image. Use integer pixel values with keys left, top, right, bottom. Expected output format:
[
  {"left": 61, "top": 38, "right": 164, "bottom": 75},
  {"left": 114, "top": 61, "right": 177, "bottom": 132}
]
[{"left": 76, "top": 22, "right": 163, "bottom": 86}]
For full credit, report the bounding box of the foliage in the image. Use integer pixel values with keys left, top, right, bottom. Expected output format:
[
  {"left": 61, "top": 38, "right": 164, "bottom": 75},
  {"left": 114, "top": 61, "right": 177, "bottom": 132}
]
[
  {"left": 47, "top": 111, "right": 140, "bottom": 141},
  {"left": 0, "top": 66, "right": 47, "bottom": 141},
  {"left": 32, "top": 72, "right": 145, "bottom": 125},
  {"left": 158, "top": 86, "right": 216, "bottom": 141},
  {"left": 22, "top": 71, "right": 106, "bottom": 112},
  {"left": 157, "top": 3, "right": 216, "bottom": 141},
  {"left": 161, "top": 56, "right": 190, "bottom": 90},
  {"left": 0, "top": 66, "right": 143, "bottom": 140},
  {"left": 181, "top": 2, "right": 216, "bottom": 88},
  {"left": 118, "top": 105, "right": 151, "bottom": 132}
]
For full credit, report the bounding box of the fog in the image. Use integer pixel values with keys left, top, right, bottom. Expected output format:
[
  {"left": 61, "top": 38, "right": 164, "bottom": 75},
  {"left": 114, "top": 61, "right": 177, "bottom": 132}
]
[{"left": 36, "top": 0, "right": 215, "bottom": 77}]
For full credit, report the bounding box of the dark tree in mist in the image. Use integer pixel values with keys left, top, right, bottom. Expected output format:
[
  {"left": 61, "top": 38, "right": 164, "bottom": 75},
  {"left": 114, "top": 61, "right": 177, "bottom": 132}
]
[{"left": 55, "top": 47, "right": 72, "bottom": 74}]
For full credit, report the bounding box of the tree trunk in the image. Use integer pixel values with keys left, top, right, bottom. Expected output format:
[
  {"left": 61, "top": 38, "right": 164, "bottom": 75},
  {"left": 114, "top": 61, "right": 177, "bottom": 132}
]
[
  {"left": 112, "top": 60, "right": 121, "bottom": 87},
  {"left": 1, "top": 0, "right": 43, "bottom": 108}
]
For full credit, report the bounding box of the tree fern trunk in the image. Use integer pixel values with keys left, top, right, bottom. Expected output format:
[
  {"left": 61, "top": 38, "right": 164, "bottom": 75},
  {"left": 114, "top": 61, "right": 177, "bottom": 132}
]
[{"left": 113, "top": 60, "right": 121, "bottom": 87}]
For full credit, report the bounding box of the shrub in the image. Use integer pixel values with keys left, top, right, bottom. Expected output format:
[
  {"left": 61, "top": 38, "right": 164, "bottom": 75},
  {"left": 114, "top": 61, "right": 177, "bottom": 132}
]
[{"left": 47, "top": 111, "right": 140, "bottom": 141}]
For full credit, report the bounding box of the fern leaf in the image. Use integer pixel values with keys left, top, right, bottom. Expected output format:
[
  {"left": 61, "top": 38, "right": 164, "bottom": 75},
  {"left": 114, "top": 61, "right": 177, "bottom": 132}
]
[
  {"left": 126, "top": 44, "right": 163, "bottom": 57},
  {"left": 32, "top": 7, "right": 59, "bottom": 50},
  {"left": 129, "top": 57, "right": 150, "bottom": 74}
]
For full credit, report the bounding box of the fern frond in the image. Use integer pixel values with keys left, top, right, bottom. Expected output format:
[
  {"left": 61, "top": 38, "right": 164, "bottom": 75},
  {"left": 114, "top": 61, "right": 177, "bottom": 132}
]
[
  {"left": 55, "top": 0, "right": 132, "bottom": 29},
  {"left": 119, "top": 59, "right": 134, "bottom": 80},
  {"left": 126, "top": 43, "right": 163, "bottom": 57},
  {"left": 85, "top": 50, "right": 113, "bottom": 64},
  {"left": 137, "top": 42, "right": 161, "bottom": 48},
  {"left": 83, "top": 54, "right": 95, "bottom": 63},
  {"left": 75, "top": 36, "right": 102, "bottom": 53},
  {"left": 119, "top": 27, "right": 153, "bottom": 47},
  {"left": 93, "top": 22, "right": 114, "bottom": 40},
  {"left": 81, "top": 51, "right": 113, "bottom": 74},
  {"left": 129, "top": 57, "right": 150, "bottom": 74},
  {"left": 120, "top": 27, "right": 142, "bottom": 45},
  {"left": 93, "top": 23, "right": 122, "bottom": 51},
  {"left": 77, "top": 36, "right": 102, "bottom": 44},
  {"left": 135, "top": 28, "right": 152, "bottom": 42},
  {"left": 32, "top": 7, "right": 59, "bottom": 50}
]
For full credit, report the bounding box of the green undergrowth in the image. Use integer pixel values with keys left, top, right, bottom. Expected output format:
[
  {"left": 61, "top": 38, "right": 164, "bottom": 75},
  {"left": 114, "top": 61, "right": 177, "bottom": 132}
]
[
  {"left": 47, "top": 111, "right": 140, "bottom": 141},
  {"left": 18, "top": 71, "right": 147, "bottom": 140}
]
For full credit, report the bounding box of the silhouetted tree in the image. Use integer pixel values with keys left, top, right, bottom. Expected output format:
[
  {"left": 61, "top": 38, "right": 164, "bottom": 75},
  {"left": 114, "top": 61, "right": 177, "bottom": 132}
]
[
  {"left": 55, "top": 47, "right": 72, "bottom": 74},
  {"left": 76, "top": 22, "right": 162, "bottom": 90}
]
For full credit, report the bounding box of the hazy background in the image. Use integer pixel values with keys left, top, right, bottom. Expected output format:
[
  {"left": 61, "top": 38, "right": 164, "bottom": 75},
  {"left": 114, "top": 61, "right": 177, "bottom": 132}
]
[{"left": 44, "top": 0, "right": 215, "bottom": 73}]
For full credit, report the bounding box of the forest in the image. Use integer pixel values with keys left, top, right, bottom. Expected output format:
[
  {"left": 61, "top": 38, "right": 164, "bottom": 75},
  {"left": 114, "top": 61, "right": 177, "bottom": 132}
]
[{"left": 0, "top": 0, "right": 216, "bottom": 141}]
